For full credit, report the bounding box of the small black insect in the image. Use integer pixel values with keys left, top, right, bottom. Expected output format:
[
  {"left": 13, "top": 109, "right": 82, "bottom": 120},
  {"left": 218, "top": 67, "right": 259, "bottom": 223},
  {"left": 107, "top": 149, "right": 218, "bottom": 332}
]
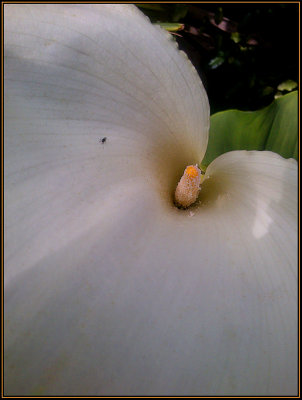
[{"left": 99, "top": 137, "right": 107, "bottom": 144}]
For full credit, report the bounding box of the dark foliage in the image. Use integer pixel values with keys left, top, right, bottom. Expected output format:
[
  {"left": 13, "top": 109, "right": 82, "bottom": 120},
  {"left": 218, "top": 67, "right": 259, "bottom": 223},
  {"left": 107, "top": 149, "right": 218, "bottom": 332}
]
[{"left": 138, "top": 4, "right": 299, "bottom": 114}]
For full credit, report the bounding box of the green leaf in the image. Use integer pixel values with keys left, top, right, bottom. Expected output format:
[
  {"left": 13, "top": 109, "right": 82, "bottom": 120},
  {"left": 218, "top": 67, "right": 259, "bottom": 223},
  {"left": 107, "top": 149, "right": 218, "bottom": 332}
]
[
  {"left": 136, "top": 4, "right": 165, "bottom": 12},
  {"left": 277, "top": 79, "right": 298, "bottom": 92},
  {"left": 209, "top": 55, "right": 225, "bottom": 69},
  {"left": 155, "top": 22, "right": 184, "bottom": 32},
  {"left": 230, "top": 32, "right": 241, "bottom": 43},
  {"left": 202, "top": 91, "right": 298, "bottom": 167},
  {"left": 171, "top": 5, "right": 188, "bottom": 22}
]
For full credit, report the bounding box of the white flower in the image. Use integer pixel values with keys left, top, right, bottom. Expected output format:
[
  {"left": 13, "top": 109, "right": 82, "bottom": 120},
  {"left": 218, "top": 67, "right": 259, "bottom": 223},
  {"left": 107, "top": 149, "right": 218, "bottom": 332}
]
[{"left": 4, "top": 4, "right": 297, "bottom": 396}]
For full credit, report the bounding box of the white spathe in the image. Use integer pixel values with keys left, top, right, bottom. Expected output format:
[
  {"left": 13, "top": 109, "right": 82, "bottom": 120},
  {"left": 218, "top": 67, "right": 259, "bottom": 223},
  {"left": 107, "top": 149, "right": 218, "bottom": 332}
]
[{"left": 4, "top": 4, "right": 297, "bottom": 396}]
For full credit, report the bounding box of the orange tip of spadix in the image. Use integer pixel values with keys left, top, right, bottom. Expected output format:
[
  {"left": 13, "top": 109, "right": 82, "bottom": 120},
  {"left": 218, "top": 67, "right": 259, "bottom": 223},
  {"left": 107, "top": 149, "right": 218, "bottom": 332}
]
[{"left": 175, "top": 164, "right": 202, "bottom": 208}]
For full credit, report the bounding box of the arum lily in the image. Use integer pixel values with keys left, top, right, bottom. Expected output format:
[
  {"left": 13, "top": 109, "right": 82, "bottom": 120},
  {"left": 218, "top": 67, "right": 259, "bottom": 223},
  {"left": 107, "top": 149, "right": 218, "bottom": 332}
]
[{"left": 4, "top": 4, "right": 297, "bottom": 396}]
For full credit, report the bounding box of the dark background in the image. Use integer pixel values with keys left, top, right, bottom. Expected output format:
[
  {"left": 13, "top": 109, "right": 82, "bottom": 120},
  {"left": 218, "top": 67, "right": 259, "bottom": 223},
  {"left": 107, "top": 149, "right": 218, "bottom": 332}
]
[{"left": 138, "top": 3, "right": 299, "bottom": 114}]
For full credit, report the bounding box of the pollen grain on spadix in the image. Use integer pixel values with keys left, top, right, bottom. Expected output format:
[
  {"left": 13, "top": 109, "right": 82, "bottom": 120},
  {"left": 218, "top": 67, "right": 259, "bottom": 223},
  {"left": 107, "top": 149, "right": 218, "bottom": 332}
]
[{"left": 174, "top": 165, "right": 202, "bottom": 208}]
